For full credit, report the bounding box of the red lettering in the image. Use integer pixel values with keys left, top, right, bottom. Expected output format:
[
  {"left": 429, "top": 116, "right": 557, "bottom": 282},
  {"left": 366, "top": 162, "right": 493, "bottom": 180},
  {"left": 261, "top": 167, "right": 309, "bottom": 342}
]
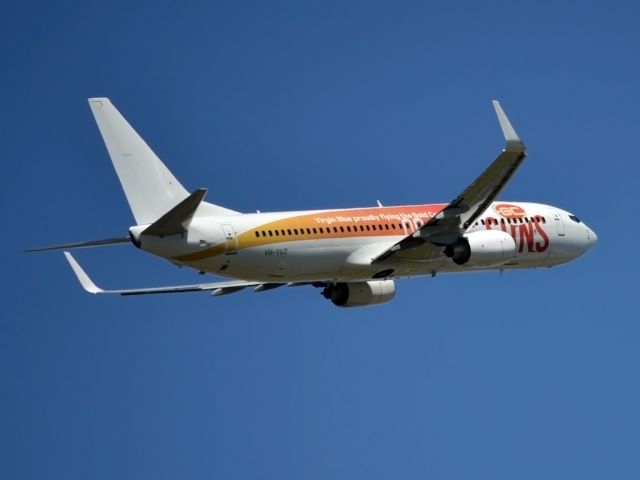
[
  {"left": 484, "top": 216, "right": 497, "bottom": 231},
  {"left": 518, "top": 222, "right": 535, "bottom": 253},
  {"left": 533, "top": 220, "right": 549, "bottom": 252}
]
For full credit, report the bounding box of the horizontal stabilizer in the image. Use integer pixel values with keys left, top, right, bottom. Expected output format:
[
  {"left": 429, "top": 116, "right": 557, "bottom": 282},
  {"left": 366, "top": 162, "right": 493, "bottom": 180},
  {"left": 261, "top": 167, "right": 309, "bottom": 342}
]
[
  {"left": 26, "top": 236, "right": 130, "bottom": 253},
  {"left": 143, "top": 188, "right": 207, "bottom": 237}
]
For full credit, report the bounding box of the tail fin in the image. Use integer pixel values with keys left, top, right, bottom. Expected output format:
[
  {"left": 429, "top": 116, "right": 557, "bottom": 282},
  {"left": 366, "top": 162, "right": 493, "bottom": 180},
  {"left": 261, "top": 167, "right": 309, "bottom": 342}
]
[{"left": 88, "top": 98, "right": 237, "bottom": 225}]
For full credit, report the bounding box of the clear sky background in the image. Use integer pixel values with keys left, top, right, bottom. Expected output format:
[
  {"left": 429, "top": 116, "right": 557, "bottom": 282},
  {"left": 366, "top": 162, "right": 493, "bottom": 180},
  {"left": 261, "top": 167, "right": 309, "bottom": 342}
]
[{"left": 2, "top": 1, "right": 639, "bottom": 478}]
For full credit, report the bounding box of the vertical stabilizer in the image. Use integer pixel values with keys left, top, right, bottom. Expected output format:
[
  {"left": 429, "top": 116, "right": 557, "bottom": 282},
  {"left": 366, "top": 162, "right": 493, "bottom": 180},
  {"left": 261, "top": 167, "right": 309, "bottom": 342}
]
[
  {"left": 89, "top": 98, "right": 189, "bottom": 225},
  {"left": 88, "top": 98, "right": 239, "bottom": 225}
]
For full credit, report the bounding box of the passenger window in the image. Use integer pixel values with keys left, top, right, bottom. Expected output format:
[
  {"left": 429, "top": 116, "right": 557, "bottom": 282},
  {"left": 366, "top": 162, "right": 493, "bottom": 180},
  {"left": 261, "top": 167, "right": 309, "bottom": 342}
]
[
  {"left": 312, "top": 228, "right": 317, "bottom": 234},
  {"left": 341, "top": 226, "right": 345, "bottom": 232},
  {"left": 306, "top": 228, "right": 311, "bottom": 234},
  {"left": 275, "top": 230, "right": 279, "bottom": 236},
  {"left": 385, "top": 224, "right": 389, "bottom": 230},
  {"left": 287, "top": 229, "right": 292, "bottom": 235},
  {"left": 255, "top": 231, "right": 260, "bottom": 237},
  {"left": 268, "top": 230, "right": 273, "bottom": 237}
]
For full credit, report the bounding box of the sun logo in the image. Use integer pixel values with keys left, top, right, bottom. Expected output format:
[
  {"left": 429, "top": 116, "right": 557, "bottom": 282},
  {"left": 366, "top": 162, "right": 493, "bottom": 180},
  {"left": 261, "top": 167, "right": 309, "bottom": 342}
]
[{"left": 493, "top": 203, "right": 526, "bottom": 218}]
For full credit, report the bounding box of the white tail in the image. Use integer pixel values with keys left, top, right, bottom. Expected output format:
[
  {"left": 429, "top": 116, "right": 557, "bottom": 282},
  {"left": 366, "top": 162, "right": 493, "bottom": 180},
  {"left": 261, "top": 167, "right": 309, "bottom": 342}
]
[{"left": 88, "top": 98, "right": 237, "bottom": 225}]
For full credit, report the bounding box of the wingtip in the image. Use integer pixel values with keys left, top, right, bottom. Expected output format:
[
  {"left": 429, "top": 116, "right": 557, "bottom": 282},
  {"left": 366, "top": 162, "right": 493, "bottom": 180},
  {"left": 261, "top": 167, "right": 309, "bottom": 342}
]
[
  {"left": 492, "top": 100, "right": 525, "bottom": 152},
  {"left": 88, "top": 97, "right": 111, "bottom": 108},
  {"left": 63, "top": 252, "right": 104, "bottom": 294}
]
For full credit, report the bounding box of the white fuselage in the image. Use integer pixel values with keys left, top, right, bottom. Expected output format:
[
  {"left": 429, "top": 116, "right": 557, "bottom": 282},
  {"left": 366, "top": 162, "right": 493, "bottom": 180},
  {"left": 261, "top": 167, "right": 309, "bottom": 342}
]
[
  {"left": 132, "top": 201, "right": 597, "bottom": 283},
  {"left": 41, "top": 99, "right": 599, "bottom": 306}
]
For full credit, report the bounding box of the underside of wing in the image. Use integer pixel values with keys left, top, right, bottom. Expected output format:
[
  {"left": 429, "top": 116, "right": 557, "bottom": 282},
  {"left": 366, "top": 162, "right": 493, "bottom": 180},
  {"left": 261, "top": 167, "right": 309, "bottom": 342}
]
[
  {"left": 63, "top": 252, "right": 280, "bottom": 296},
  {"left": 374, "top": 100, "right": 526, "bottom": 263}
]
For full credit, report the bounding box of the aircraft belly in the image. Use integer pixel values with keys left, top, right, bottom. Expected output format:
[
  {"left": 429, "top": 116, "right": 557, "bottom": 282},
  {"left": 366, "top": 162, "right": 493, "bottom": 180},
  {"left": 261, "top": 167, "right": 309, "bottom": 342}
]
[{"left": 194, "top": 241, "right": 351, "bottom": 282}]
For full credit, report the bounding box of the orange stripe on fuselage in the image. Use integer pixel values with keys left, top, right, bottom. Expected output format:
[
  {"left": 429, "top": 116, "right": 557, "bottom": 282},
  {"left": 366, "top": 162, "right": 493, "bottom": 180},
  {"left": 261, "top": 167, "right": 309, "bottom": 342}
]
[{"left": 175, "top": 204, "right": 447, "bottom": 262}]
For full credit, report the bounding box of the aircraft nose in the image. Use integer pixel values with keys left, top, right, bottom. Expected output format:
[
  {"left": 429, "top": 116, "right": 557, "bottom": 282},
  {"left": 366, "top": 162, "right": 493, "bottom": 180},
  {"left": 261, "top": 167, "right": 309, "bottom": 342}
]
[{"left": 585, "top": 225, "right": 598, "bottom": 248}]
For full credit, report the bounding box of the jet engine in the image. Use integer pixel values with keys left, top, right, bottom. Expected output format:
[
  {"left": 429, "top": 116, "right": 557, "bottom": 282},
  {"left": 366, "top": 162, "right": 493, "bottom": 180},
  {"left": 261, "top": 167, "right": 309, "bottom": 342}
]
[
  {"left": 323, "top": 280, "right": 396, "bottom": 307},
  {"left": 444, "top": 230, "right": 516, "bottom": 267}
]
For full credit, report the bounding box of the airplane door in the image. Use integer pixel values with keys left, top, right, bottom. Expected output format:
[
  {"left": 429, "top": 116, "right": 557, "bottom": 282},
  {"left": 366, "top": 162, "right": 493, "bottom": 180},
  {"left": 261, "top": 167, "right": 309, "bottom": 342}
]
[
  {"left": 221, "top": 224, "right": 238, "bottom": 254},
  {"left": 553, "top": 211, "right": 566, "bottom": 236}
]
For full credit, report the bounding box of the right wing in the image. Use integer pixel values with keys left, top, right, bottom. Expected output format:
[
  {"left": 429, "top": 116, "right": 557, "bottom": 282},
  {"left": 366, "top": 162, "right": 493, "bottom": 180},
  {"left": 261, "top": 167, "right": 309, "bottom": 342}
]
[
  {"left": 373, "top": 100, "right": 526, "bottom": 263},
  {"left": 64, "top": 252, "right": 284, "bottom": 296}
]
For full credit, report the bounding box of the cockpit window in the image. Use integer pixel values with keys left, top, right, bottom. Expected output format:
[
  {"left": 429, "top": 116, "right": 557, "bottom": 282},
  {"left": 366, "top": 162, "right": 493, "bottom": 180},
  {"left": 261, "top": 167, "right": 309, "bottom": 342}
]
[{"left": 568, "top": 214, "right": 581, "bottom": 223}]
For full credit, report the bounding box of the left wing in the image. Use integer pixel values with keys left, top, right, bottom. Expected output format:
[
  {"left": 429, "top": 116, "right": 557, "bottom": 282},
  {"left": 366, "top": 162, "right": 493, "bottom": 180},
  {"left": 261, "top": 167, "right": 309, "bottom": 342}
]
[
  {"left": 374, "top": 100, "right": 526, "bottom": 263},
  {"left": 64, "top": 252, "right": 282, "bottom": 296}
]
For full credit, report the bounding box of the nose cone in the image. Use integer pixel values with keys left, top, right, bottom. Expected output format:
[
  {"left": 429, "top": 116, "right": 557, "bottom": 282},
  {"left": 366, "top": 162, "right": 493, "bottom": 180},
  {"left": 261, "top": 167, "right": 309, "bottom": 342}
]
[{"left": 585, "top": 225, "right": 598, "bottom": 249}]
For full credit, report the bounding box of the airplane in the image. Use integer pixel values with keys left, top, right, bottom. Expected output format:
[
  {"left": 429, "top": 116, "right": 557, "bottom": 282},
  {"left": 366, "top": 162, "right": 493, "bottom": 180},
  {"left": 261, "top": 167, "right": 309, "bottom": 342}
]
[{"left": 28, "top": 98, "right": 597, "bottom": 307}]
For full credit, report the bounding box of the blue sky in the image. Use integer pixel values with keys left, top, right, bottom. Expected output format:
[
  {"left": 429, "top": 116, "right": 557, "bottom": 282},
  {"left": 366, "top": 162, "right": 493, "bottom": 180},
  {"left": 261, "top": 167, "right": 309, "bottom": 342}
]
[{"left": 2, "top": 1, "right": 639, "bottom": 478}]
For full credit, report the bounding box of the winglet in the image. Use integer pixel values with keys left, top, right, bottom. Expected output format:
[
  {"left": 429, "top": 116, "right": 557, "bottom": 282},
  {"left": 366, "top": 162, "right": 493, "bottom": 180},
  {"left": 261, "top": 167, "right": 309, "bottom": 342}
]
[
  {"left": 63, "top": 252, "right": 104, "bottom": 294},
  {"left": 492, "top": 100, "right": 525, "bottom": 152}
]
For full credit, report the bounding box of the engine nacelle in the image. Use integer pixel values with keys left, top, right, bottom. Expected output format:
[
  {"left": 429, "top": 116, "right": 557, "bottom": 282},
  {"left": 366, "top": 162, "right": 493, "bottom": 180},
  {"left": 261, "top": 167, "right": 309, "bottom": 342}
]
[
  {"left": 323, "top": 280, "right": 396, "bottom": 307},
  {"left": 444, "top": 230, "right": 516, "bottom": 267}
]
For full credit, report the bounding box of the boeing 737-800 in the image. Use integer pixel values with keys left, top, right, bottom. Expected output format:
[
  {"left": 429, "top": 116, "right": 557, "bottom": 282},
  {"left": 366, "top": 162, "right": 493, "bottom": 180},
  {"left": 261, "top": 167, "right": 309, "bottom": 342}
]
[{"left": 28, "top": 99, "right": 597, "bottom": 307}]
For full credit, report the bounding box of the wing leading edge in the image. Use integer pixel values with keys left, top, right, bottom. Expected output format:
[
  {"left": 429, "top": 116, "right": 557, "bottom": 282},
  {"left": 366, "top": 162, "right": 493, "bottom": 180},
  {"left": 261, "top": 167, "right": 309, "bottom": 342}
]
[{"left": 373, "top": 100, "right": 526, "bottom": 263}]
